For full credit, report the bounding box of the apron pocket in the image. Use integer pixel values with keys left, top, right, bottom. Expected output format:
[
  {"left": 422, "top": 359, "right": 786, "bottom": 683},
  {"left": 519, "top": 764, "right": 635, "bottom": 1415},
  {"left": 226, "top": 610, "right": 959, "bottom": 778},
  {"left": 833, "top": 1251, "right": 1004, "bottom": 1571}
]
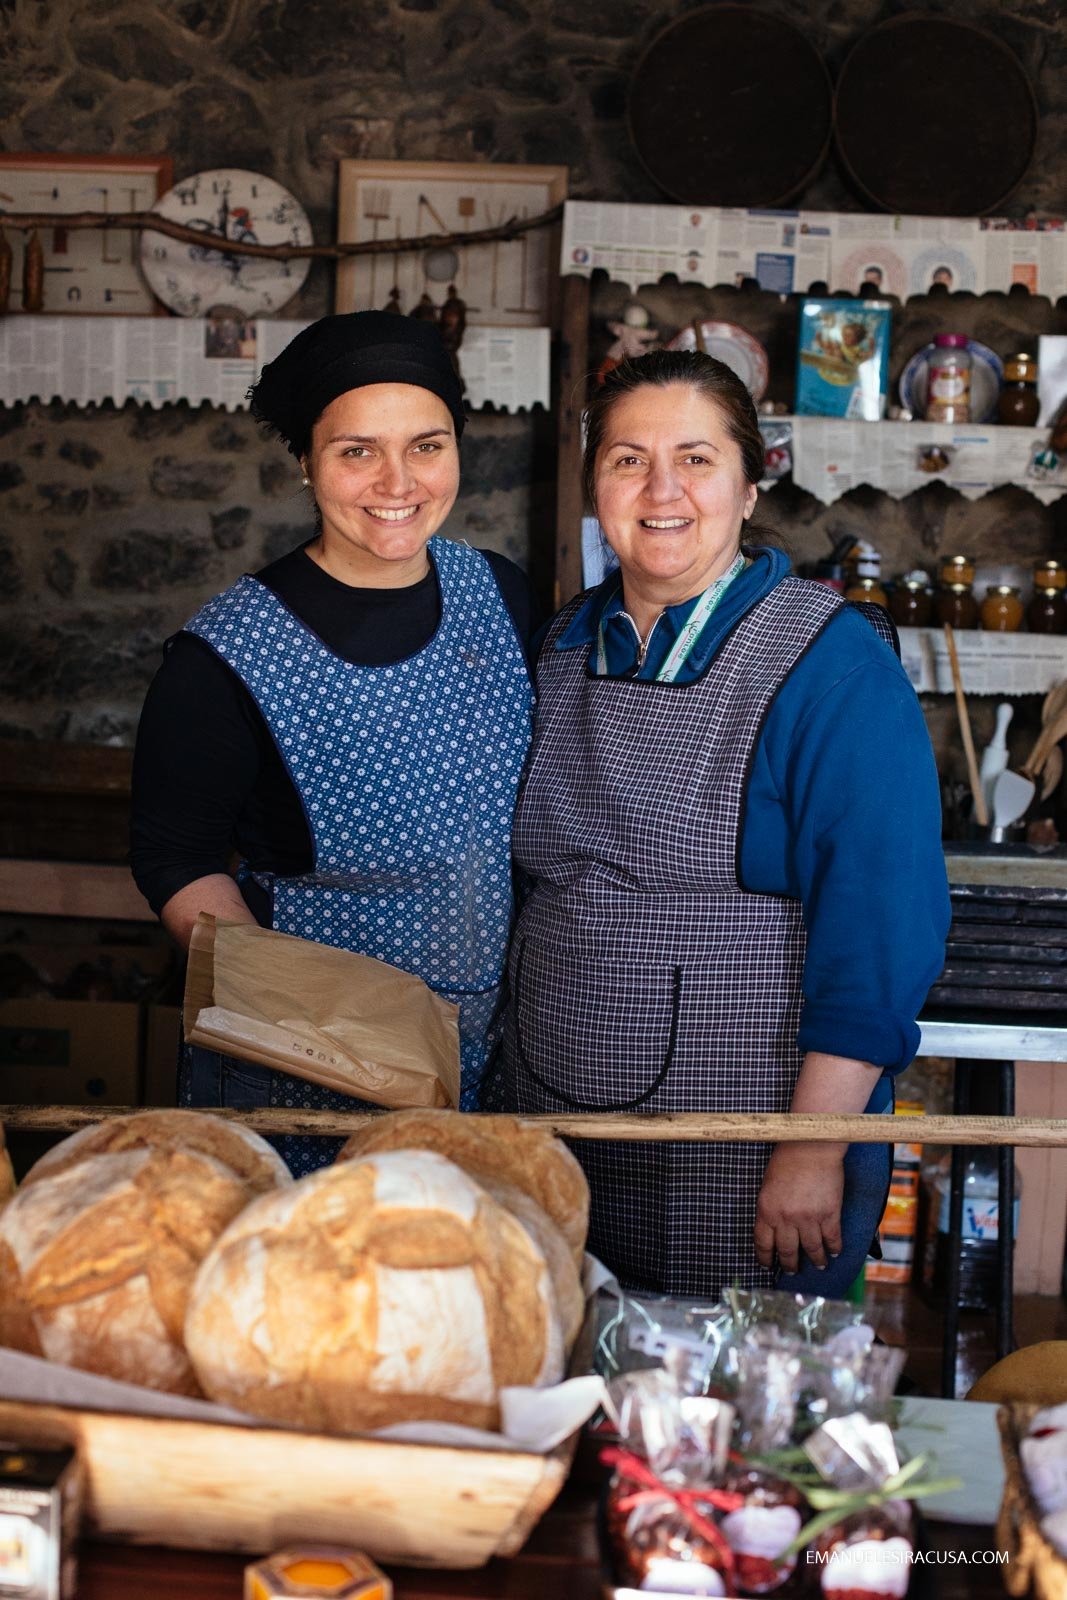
[{"left": 512, "top": 937, "right": 681, "bottom": 1111}]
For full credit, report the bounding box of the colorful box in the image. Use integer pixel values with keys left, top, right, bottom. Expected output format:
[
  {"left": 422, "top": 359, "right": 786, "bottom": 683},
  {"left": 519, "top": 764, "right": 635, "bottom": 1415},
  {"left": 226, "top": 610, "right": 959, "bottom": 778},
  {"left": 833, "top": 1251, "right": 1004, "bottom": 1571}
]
[
  {"left": 796, "top": 297, "right": 892, "bottom": 420},
  {"left": 245, "top": 1547, "right": 392, "bottom": 1600}
]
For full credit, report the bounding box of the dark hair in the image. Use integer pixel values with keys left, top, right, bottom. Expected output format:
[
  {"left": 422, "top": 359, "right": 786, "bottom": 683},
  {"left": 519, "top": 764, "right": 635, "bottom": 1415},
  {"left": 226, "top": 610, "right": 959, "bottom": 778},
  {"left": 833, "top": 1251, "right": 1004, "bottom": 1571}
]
[{"left": 582, "top": 349, "right": 765, "bottom": 510}]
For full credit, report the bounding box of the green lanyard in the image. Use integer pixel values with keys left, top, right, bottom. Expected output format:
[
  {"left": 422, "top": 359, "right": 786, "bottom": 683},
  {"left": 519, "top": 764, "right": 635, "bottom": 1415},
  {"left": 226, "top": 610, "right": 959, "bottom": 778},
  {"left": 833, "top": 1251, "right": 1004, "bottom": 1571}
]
[{"left": 596, "top": 552, "right": 746, "bottom": 682}]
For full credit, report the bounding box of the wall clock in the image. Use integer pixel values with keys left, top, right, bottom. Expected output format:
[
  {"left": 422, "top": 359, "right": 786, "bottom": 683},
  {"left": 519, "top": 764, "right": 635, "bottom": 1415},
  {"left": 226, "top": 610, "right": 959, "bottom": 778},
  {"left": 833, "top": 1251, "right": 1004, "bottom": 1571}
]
[
  {"left": 0, "top": 154, "right": 172, "bottom": 314},
  {"left": 140, "top": 169, "right": 313, "bottom": 317}
]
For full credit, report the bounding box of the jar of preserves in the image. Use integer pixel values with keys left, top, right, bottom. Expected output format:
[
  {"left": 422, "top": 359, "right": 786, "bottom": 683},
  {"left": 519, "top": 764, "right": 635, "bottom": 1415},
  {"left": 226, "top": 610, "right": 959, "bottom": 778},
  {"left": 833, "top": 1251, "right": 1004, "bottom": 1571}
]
[
  {"left": 940, "top": 554, "right": 976, "bottom": 587},
  {"left": 889, "top": 579, "right": 933, "bottom": 628},
  {"left": 1027, "top": 586, "right": 1067, "bottom": 635},
  {"left": 998, "top": 353, "right": 1040, "bottom": 428},
  {"left": 811, "top": 561, "right": 846, "bottom": 592},
  {"left": 981, "top": 584, "right": 1024, "bottom": 632},
  {"left": 1034, "top": 560, "right": 1067, "bottom": 592},
  {"left": 845, "top": 575, "right": 888, "bottom": 607},
  {"left": 926, "top": 334, "right": 972, "bottom": 423},
  {"left": 936, "top": 582, "right": 979, "bottom": 630}
]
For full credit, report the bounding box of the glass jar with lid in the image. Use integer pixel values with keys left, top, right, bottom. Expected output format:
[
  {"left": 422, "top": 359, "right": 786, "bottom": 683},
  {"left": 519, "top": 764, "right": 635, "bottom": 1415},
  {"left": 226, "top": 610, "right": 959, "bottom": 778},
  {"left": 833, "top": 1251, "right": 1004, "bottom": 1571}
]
[
  {"left": 889, "top": 579, "right": 933, "bottom": 628},
  {"left": 845, "top": 575, "right": 888, "bottom": 607},
  {"left": 940, "top": 554, "right": 976, "bottom": 587},
  {"left": 1034, "top": 560, "right": 1066, "bottom": 592},
  {"left": 1027, "top": 586, "right": 1067, "bottom": 635},
  {"left": 980, "top": 584, "right": 1024, "bottom": 632},
  {"left": 935, "top": 582, "right": 979, "bottom": 630},
  {"left": 926, "top": 334, "right": 972, "bottom": 424},
  {"left": 998, "top": 353, "right": 1040, "bottom": 427}
]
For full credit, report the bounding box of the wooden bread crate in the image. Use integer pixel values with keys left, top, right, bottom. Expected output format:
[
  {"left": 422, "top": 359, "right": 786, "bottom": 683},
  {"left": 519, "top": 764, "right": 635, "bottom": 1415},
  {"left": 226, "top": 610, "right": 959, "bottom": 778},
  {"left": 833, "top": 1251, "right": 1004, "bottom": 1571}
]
[
  {"left": 997, "top": 1403, "right": 1067, "bottom": 1600},
  {"left": 0, "top": 1396, "right": 579, "bottom": 1567}
]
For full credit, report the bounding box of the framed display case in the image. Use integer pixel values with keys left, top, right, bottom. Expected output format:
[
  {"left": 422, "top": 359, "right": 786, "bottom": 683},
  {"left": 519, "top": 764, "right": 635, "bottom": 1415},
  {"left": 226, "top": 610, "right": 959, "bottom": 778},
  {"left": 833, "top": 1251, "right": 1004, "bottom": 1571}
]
[
  {"left": 0, "top": 154, "right": 173, "bottom": 315},
  {"left": 335, "top": 158, "right": 567, "bottom": 326}
]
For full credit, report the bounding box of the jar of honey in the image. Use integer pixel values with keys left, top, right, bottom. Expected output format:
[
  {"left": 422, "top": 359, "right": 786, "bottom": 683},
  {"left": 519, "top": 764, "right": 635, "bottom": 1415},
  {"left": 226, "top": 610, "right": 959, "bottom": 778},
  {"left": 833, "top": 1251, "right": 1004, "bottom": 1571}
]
[
  {"left": 981, "top": 584, "right": 1024, "bottom": 632},
  {"left": 998, "top": 353, "right": 1040, "bottom": 428},
  {"left": 936, "top": 582, "right": 979, "bottom": 630},
  {"left": 889, "top": 579, "right": 933, "bottom": 628},
  {"left": 1027, "top": 586, "right": 1067, "bottom": 634},
  {"left": 1034, "top": 560, "right": 1067, "bottom": 592},
  {"left": 940, "top": 555, "right": 976, "bottom": 587},
  {"left": 845, "top": 575, "right": 889, "bottom": 607}
]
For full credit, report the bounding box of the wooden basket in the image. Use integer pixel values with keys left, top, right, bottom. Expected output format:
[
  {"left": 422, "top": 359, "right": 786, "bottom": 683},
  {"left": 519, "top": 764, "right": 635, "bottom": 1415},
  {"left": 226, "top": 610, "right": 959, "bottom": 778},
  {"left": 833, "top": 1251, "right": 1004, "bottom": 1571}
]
[
  {"left": 997, "top": 1404, "right": 1067, "bottom": 1600},
  {"left": 0, "top": 1398, "right": 579, "bottom": 1568}
]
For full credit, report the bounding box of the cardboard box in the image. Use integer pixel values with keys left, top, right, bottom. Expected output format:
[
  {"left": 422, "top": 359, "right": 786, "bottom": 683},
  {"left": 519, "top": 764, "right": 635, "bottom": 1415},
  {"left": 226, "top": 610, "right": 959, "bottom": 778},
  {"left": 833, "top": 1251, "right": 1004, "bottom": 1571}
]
[{"left": 0, "top": 944, "right": 177, "bottom": 1109}]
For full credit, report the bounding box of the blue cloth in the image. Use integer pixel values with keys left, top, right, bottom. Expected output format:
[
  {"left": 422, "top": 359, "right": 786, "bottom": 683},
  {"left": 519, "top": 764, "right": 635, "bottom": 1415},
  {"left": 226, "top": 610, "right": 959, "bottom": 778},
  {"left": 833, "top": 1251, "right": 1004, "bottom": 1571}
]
[
  {"left": 556, "top": 547, "right": 950, "bottom": 1107},
  {"left": 183, "top": 537, "right": 534, "bottom": 1173},
  {"left": 776, "top": 1136, "right": 892, "bottom": 1298}
]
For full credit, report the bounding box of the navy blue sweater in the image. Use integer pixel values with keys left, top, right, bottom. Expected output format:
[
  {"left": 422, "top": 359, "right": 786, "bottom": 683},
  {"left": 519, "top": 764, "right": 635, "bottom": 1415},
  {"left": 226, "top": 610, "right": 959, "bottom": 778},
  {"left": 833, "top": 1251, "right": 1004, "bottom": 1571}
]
[{"left": 556, "top": 547, "right": 950, "bottom": 1110}]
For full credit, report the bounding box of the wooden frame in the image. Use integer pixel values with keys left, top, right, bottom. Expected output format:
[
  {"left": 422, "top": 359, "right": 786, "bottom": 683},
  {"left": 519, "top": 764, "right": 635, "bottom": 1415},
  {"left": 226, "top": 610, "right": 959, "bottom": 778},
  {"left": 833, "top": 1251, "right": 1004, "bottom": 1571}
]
[
  {"left": 0, "top": 153, "right": 172, "bottom": 315},
  {"left": 335, "top": 159, "right": 567, "bottom": 327}
]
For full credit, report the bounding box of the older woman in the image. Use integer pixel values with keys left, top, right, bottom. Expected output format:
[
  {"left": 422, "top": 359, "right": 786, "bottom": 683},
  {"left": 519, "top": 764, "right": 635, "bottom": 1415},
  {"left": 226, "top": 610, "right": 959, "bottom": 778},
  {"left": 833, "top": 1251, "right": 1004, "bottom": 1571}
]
[
  {"left": 497, "top": 349, "right": 949, "bottom": 1299},
  {"left": 131, "top": 312, "right": 536, "bottom": 1171}
]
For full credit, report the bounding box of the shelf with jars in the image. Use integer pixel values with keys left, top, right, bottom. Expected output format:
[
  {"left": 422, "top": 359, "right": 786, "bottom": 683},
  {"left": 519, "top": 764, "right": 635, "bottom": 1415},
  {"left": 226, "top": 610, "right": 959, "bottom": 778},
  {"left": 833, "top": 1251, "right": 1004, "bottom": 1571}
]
[{"left": 782, "top": 416, "right": 1067, "bottom": 506}]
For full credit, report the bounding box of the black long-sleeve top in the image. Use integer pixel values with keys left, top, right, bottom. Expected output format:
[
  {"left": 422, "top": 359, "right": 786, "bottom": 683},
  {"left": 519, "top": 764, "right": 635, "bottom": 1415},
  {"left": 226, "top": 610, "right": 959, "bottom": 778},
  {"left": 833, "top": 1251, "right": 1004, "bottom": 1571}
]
[{"left": 130, "top": 542, "right": 538, "bottom": 921}]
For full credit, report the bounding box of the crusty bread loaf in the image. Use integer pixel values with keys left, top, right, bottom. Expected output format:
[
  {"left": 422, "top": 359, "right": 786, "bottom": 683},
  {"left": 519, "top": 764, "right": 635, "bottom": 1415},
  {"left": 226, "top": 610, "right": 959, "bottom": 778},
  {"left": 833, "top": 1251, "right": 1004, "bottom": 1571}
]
[
  {"left": 0, "top": 1123, "right": 14, "bottom": 1209},
  {"left": 475, "top": 1175, "right": 583, "bottom": 1351},
  {"left": 0, "top": 1144, "right": 278, "bottom": 1395},
  {"left": 22, "top": 1109, "right": 290, "bottom": 1196},
  {"left": 185, "top": 1149, "right": 566, "bottom": 1433},
  {"left": 336, "top": 1111, "right": 589, "bottom": 1267}
]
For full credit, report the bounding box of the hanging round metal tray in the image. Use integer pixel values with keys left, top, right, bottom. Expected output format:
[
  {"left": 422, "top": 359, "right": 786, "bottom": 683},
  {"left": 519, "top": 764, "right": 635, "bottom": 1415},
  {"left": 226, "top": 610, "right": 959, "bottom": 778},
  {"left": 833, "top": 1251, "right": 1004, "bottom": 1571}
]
[
  {"left": 627, "top": 5, "right": 833, "bottom": 208},
  {"left": 833, "top": 14, "right": 1037, "bottom": 216}
]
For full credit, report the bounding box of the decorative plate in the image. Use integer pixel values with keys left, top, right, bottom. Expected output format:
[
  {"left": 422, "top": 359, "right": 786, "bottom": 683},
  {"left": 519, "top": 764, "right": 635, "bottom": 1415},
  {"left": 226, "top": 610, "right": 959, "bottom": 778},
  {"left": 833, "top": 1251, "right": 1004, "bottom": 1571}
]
[
  {"left": 899, "top": 339, "right": 1004, "bottom": 423},
  {"left": 667, "top": 319, "right": 770, "bottom": 401}
]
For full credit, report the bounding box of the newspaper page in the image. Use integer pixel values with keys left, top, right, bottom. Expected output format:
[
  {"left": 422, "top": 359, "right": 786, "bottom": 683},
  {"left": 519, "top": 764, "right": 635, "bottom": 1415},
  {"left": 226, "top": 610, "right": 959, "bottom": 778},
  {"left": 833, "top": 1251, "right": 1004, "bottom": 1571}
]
[
  {"left": 0, "top": 316, "right": 542, "bottom": 414},
  {"left": 561, "top": 200, "right": 718, "bottom": 286},
  {"left": 899, "top": 629, "right": 1067, "bottom": 697},
  {"left": 791, "top": 416, "right": 1067, "bottom": 505},
  {"left": 980, "top": 219, "right": 1067, "bottom": 301},
  {"left": 562, "top": 200, "right": 1064, "bottom": 299},
  {"left": 460, "top": 326, "right": 549, "bottom": 411},
  {"left": 714, "top": 209, "right": 832, "bottom": 293}
]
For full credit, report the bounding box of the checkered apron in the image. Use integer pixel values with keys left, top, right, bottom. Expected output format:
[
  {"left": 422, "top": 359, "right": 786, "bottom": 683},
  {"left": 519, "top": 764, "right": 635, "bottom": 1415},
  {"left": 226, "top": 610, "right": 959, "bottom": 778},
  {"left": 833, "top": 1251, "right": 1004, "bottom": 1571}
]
[
  {"left": 186, "top": 537, "right": 533, "bottom": 1173},
  {"left": 499, "top": 576, "right": 858, "bottom": 1297}
]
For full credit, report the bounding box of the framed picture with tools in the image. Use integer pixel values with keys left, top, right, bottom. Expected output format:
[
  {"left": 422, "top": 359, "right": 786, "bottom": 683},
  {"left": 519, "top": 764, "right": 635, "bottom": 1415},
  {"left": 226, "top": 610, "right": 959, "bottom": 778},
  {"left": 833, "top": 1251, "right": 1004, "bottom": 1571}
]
[
  {"left": 335, "top": 159, "right": 567, "bottom": 327},
  {"left": 0, "top": 153, "right": 172, "bottom": 314}
]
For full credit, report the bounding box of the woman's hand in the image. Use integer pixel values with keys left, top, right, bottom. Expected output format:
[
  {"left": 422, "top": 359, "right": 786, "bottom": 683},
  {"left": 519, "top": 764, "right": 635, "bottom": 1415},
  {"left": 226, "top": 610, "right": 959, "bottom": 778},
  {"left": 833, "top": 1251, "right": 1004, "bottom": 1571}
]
[
  {"left": 753, "top": 1049, "right": 883, "bottom": 1274},
  {"left": 754, "top": 1142, "right": 845, "bottom": 1273}
]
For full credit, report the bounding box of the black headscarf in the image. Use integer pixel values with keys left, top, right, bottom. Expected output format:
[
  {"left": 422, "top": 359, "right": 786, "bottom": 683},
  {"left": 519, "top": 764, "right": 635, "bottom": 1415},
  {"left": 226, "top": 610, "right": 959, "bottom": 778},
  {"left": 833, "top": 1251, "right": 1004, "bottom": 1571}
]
[{"left": 248, "top": 311, "right": 466, "bottom": 458}]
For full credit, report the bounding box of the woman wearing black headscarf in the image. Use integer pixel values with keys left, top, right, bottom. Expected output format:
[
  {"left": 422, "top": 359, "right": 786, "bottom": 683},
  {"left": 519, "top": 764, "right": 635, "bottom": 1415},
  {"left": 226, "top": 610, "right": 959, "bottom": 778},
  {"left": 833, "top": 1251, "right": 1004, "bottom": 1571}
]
[{"left": 131, "top": 313, "right": 537, "bottom": 1172}]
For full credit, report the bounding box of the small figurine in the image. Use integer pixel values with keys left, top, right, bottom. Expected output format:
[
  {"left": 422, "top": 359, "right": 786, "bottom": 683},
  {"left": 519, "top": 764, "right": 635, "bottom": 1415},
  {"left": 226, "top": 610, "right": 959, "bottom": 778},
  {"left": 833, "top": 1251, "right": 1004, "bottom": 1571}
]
[
  {"left": 409, "top": 292, "right": 437, "bottom": 322},
  {"left": 597, "top": 300, "right": 659, "bottom": 384},
  {"left": 383, "top": 287, "right": 403, "bottom": 314},
  {"left": 438, "top": 283, "right": 467, "bottom": 389}
]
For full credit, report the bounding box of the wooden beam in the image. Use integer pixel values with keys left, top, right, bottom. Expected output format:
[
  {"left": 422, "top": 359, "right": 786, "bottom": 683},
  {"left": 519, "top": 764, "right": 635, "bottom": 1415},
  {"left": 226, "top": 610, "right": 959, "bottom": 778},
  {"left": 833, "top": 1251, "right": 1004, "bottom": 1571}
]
[
  {"left": 0, "top": 860, "right": 154, "bottom": 921},
  {"left": 553, "top": 274, "right": 591, "bottom": 610},
  {"left": 3, "top": 1106, "right": 1066, "bottom": 1147}
]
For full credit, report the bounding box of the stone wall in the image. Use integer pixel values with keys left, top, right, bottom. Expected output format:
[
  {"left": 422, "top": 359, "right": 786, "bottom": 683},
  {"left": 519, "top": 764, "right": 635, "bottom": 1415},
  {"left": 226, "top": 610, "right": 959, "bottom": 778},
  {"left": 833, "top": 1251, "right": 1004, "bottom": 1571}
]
[{"left": 0, "top": 0, "right": 1065, "bottom": 742}]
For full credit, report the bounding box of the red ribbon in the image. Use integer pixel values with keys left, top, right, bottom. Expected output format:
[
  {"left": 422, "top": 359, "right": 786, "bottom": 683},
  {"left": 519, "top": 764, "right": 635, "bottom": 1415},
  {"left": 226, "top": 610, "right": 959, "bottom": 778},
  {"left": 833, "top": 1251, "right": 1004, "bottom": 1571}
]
[{"left": 601, "top": 1446, "right": 744, "bottom": 1578}]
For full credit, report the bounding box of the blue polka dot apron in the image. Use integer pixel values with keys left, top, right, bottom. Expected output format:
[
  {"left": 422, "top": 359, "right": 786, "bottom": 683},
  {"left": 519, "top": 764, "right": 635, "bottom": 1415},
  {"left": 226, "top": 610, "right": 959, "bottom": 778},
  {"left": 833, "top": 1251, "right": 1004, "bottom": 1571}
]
[
  {"left": 182, "top": 537, "right": 533, "bottom": 1174},
  {"left": 497, "top": 577, "right": 890, "bottom": 1298}
]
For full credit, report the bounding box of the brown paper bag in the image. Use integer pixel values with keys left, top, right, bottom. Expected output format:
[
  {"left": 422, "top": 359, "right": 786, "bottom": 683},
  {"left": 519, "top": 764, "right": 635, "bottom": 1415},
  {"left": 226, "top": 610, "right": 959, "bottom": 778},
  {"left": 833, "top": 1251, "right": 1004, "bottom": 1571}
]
[{"left": 183, "top": 915, "right": 460, "bottom": 1109}]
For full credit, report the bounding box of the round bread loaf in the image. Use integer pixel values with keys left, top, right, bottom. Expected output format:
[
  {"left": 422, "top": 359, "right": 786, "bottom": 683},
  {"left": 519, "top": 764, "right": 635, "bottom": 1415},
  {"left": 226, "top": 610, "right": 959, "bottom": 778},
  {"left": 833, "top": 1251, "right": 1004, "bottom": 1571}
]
[
  {"left": 22, "top": 1108, "right": 290, "bottom": 1195},
  {"left": 0, "top": 1123, "right": 14, "bottom": 1208},
  {"left": 475, "top": 1175, "right": 584, "bottom": 1351},
  {"left": 336, "top": 1111, "right": 589, "bottom": 1267},
  {"left": 185, "top": 1149, "right": 566, "bottom": 1433},
  {"left": 0, "top": 1144, "right": 271, "bottom": 1394}
]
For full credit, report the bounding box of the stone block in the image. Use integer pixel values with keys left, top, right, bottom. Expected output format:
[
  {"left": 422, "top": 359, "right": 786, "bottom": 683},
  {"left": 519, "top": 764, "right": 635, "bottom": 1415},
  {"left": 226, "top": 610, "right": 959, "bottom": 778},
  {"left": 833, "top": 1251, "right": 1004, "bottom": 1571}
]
[
  {"left": 0, "top": 537, "right": 23, "bottom": 598},
  {"left": 259, "top": 458, "right": 297, "bottom": 496},
  {"left": 44, "top": 549, "right": 78, "bottom": 598},
  {"left": 91, "top": 533, "right": 215, "bottom": 593},
  {"left": 36, "top": 484, "right": 90, "bottom": 516},
  {"left": 0, "top": 607, "right": 169, "bottom": 704},
  {"left": 58, "top": 440, "right": 104, "bottom": 470},
  {"left": 260, "top": 523, "right": 309, "bottom": 565},
  {"left": 306, "top": 115, "right": 397, "bottom": 167},
  {"left": 71, "top": 22, "right": 194, "bottom": 85},
  {"left": 207, "top": 421, "right": 249, "bottom": 452},
  {"left": 149, "top": 456, "right": 235, "bottom": 500},
  {"left": 92, "top": 483, "right": 135, "bottom": 511},
  {"left": 0, "top": 463, "right": 26, "bottom": 492},
  {"left": 211, "top": 506, "right": 252, "bottom": 550}
]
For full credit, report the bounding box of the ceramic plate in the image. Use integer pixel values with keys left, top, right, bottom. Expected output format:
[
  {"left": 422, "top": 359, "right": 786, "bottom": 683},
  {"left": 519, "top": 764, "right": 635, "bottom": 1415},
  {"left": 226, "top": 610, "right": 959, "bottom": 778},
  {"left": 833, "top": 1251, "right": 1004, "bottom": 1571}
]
[
  {"left": 667, "top": 319, "right": 770, "bottom": 402},
  {"left": 899, "top": 339, "right": 1004, "bottom": 423}
]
